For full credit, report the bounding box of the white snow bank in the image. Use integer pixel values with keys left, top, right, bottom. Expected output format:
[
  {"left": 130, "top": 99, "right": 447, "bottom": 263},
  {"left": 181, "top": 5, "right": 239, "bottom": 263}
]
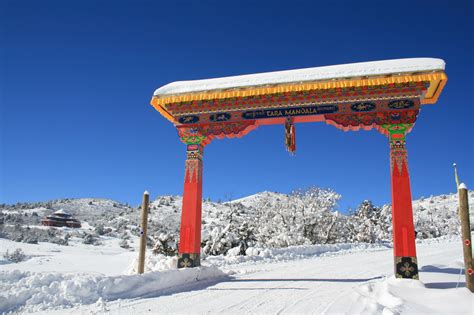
[
  {"left": 0, "top": 266, "right": 225, "bottom": 313},
  {"left": 205, "top": 242, "right": 390, "bottom": 268},
  {"left": 345, "top": 276, "right": 472, "bottom": 314},
  {"left": 154, "top": 58, "right": 445, "bottom": 95},
  {"left": 125, "top": 253, "right": 178, "bottom": 274},
  {"left": 325, "top": 262, "right": 472, "bottom": 315}
]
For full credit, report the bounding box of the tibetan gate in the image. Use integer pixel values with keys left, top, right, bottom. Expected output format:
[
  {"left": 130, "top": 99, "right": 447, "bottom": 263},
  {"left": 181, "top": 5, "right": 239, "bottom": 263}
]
[{"left": 150, "top": 58, "right": 447, "bottom": 279}]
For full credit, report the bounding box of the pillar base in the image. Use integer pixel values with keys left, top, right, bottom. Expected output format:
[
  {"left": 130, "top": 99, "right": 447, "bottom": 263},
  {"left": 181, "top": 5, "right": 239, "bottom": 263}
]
[
  {"left": 395, "top": 256, "right": 419, "bottom": 279},
  {"left": 177, "top": 253, "right": 200, "bottom": 268}
]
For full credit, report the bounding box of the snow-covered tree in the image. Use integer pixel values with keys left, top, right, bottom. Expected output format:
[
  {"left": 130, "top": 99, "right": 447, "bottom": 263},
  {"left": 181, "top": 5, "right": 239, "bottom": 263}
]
[
  {"left": 249, "top": 187, "right": 341, "bottom": 247},
  {"left": 351, "top": 200, "right": 387, "bottom": 243},
  {"left": 152, "top": 233, "right": 177, "bottom": 256}
]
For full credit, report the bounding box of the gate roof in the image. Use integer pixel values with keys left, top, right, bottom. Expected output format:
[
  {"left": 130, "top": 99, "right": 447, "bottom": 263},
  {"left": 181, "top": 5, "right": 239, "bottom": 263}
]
[{"left": 151, "top": 58, "right": 447, "bottom": 126}]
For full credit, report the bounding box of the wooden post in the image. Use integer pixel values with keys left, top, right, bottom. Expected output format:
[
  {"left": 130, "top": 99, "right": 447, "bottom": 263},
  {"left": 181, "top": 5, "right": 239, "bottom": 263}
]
[
  {"left": 138, "top": 190, "right": 150, "bottom": 274},
  {"left": 453, "top": 163, "right": 460, "bottom": 188},
  {"left": 458, "top": 183, "right": 473, "bottom": 292}
]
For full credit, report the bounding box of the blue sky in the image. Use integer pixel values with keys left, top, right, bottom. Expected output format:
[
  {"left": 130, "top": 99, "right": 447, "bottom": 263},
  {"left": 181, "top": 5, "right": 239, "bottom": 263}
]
[{"left": 1, "top": 0, "right": 473, "bottom": 211}]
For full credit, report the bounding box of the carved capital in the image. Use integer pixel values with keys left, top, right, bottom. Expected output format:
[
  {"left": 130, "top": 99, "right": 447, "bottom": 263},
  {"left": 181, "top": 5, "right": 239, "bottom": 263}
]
[
  {"left": 184, "top": 144, "right": 203, "bottom": 183},
  {"left": 380, "top": 124, "right": 413, "bottom": 174},
  {"left": 381, "top": 123, "right": 413, "bottom": 139},
  {"left": 186, "top": 144, "right": 203, "bottom": 160},
  {"left": 177, "top": 127, "right": 209, "bottom": 146}
]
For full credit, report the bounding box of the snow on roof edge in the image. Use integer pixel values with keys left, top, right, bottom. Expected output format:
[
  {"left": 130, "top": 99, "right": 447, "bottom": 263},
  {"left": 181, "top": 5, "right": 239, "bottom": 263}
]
[
  {"left": 154, "top": 58, "right": 445, "bottom": 96},
  {"left": 54, "top": 209, "right": 69, "bottom": 215}
]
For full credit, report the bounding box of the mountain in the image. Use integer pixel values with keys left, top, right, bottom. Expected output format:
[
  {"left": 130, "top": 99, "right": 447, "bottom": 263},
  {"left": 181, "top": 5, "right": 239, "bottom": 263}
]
[
  {"left": 229, "top": 191, "right": 288, "bottom": 208},
  {"left": 1, "top": 189, "right": 472, "bottom": 254}
]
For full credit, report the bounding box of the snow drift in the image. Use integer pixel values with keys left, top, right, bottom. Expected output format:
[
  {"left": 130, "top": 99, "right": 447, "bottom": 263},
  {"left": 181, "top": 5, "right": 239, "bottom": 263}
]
[
  {"left": 0, "top": 266, "right": 226, "bottom": 313},
  {"left": 326, "top": 274, "right": 472, "bottom": 314}
]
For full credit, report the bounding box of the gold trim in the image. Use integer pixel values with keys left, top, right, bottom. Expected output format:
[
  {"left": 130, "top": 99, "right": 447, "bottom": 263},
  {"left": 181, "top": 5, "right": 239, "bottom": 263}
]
[
  {"left": 152, "top": 103, "right": 175, "bottom": 122},
  {"left": 421, "top": 76, "right": 447, "bottom": 104}
]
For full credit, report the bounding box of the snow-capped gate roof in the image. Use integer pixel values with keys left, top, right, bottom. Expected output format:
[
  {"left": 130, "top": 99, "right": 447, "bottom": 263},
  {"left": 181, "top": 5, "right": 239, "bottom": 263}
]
[
  {"left": 151, "top": 58, "right": 447, "bottom": 124},
  {"left": 154, "top": 58, "right": 445, "bottom": 96}
]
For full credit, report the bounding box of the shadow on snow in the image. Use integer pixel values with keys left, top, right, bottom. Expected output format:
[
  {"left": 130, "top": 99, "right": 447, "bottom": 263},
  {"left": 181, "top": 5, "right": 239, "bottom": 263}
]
[
  {"left": 424, "top": 282, "right": 465, "bottom": 289},
  {"left": 420, "top": 265, "right": 463, "bottom": 275},
  {"left": 226, "top": 276, "right": 384, "bottom": 283},
  {"left": 420, "top": 265, "right": 465, "bottom": 289}
]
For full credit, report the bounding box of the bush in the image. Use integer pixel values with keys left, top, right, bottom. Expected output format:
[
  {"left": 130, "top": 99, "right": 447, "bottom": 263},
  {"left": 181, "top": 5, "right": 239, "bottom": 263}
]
[
  {"left": 119, "top": 238, "right": 130, "bottom": 249},
  {"left": 152, "top": 233, "right": 177, "bottom": 256},
  {"left": 23, "top": 233, "right": 38, "bottom": 244},
  {"left": 95, "top": 224, "right": 105, "bottom": 235},
  {"left": 52, "top": 237, "right": 69, "bottom": 246},
  {"left": 4, "top": 248, "right": 26, "bottom": 263},
  {"left": 82, "top": 233, "right": 100, "bottom": 245}
]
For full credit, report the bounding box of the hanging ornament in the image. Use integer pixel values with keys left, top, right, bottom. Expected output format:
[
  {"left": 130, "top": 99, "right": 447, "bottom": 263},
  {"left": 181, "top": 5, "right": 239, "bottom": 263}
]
[{"left": 285, "top": 117, "right": 296, "bottom": 154}]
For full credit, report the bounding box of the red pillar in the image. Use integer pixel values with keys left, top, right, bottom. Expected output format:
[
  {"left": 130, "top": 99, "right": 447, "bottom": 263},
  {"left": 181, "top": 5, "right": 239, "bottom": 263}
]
[
  {"left": 386, "top": 124, "right": 419, "bottom": 279},
  {"left": 177, "top": 144, "right": 203, "bottom": 268}
]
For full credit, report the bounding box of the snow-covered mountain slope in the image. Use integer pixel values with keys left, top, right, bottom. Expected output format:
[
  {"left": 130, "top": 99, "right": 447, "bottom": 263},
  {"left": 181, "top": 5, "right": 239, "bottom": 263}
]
[
  {"left": 230, "top": 191, "right": 288, "bottom": 208},
  {"left": 1, "top": 190, "right": 473, "bottom": 256},
  {"left": 1, "top": 198, "right": 132, "bottom": 221},
  {"left": 51, "top": 198, "right": 130, "bottom": 218},
  {"left": 413, "top": 191, "right": 474, "bottom": 224}
]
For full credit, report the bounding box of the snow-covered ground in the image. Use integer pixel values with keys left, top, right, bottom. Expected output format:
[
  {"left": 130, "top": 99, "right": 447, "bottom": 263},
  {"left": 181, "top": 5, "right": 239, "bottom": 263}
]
[
  {"left": 1, "top": 235, "right": 472, "bottom": 314},
  {"left": 0, "top": 237, "right": 135, "bottom": 276},
  {"left": 1, "top": 190, "right": 473, "bottom": 314}
]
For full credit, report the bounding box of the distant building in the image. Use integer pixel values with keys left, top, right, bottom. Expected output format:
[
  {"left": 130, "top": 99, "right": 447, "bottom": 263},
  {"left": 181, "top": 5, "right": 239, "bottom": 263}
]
[{"left": 41, "top": 209, "right": 81, "bottom": 228}]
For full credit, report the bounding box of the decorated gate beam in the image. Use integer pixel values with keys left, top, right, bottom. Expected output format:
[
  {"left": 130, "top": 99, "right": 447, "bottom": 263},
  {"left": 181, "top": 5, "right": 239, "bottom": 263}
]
[{"left": 151, "top": 58, "right": 447, "bottom": 272}]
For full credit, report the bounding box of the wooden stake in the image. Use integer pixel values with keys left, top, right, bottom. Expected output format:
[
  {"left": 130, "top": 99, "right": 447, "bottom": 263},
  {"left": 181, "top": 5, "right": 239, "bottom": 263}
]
[
  {"left": 453, "top": 163, "right": 460, "bottom": 189},
  {"left": 458, "top": 184, "right": 473, "bottom": 292},
  {"left": 138, "top": 191, "right": 150, "bottom": 274}
]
